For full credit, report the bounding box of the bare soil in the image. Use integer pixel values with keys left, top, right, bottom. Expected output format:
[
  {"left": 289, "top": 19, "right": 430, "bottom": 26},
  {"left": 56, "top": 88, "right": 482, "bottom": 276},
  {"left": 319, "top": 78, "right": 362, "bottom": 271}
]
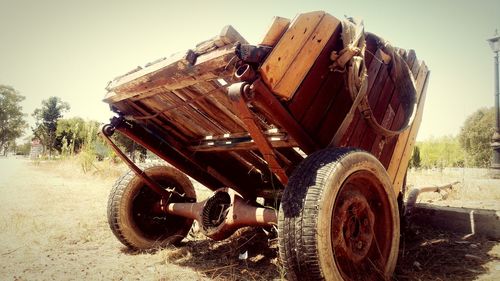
[{"left": 0, "top": 158, "right": 498, "bottom": 280}]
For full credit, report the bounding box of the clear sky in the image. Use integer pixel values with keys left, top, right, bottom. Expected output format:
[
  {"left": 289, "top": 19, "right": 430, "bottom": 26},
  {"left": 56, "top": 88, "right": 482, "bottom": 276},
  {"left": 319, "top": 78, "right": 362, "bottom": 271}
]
[{"left": 1, "top": 0, "right": 499, "bottom": 141}]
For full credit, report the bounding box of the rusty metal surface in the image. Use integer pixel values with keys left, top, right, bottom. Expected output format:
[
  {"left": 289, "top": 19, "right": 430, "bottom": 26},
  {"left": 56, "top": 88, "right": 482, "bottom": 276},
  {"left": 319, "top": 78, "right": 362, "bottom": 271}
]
[{"left": 166, "top": 188, "right": 277, "bottom": 240}]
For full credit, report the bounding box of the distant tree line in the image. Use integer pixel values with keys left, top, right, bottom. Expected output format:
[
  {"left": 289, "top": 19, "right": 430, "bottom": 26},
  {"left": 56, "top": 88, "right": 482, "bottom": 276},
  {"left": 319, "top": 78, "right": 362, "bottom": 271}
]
[
  {"left": 0, "top": 85, "right": 27, "bottom": 155},
  {"left": 410, "top": 107, "right": 495, "bottom": 169},
  {"left": 1, "top": 85, "right": 496, "bottom": 170}
]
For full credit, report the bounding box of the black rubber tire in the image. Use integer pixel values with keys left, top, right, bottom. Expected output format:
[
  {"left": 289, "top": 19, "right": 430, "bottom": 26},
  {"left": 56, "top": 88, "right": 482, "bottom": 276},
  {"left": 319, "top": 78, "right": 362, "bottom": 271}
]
[
  {"left": 278, "top": 148, "right": 400, "bottom": 281},
  {"left": 107, "top": 164, "right": 196, "bottom": 250}
]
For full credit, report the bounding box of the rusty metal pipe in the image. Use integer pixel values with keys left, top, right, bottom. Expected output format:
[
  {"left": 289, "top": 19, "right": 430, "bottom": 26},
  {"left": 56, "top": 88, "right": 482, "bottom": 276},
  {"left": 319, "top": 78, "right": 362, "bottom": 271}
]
[
  {"left": 405, "top": 181, "right": 459, "bottom": 216},
  {"left": 166, "top": 188, "right": 277, "bottom": 240},
  {"left": 235, "top": 64, "right": 256, "bottom": 82},
  {"left": 166, "top": 201, "right": 204, "bottom": 221}
]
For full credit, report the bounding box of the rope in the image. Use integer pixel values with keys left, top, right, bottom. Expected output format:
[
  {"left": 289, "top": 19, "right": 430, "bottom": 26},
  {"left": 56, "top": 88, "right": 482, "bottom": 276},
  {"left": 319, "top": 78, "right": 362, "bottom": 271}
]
[{"left": 330, "top": 18, "right": 418, "bottom": 142}]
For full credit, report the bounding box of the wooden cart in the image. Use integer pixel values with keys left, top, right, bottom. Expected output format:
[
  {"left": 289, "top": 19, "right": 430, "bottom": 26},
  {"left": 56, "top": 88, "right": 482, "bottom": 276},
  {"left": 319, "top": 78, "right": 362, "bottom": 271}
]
[{"left": 102, "top": 11, "right": 429, "bottom": 281}]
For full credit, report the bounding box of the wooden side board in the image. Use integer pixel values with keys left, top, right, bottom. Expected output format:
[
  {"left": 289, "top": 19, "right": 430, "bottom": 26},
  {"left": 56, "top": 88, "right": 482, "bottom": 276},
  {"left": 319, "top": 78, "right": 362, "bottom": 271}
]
[
  {"left": 260, "top": 11, "right": 341, "bottom": 100},
  {"left": 103, "top": 25, "right": 247, "bottom": 104},
  {"left": 259, "top": 16, "right": 291, "bottom": 46},
  {"left": 387, "top": 63, "right": 430, "bottom": 194},
  {"left": 104, "top": 45, "right": 236, "bottom": 103}
]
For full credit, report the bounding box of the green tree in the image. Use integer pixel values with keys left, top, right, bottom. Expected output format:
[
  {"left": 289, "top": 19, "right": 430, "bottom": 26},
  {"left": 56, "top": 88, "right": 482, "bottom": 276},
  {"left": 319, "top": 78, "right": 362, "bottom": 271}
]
[
  {"left": 409, "top": 145, "right": 421, "bottom": 169},
  {"left": 0, "top": 85, "right": 27, "bottom": 155},
  {"left": 418, "top": 136, "right": 465, "bottom": 168},
  {"left": 55, "top": 117, "right": 91, "bottom": 154},
  {"left": 15, "top": 137, "right": 32, "bottom": 156},
  {"left": 112, "top": 131, "right": 146, "bottom": 162},
  {"left": 459, "top": 107, "right": 495, "bottom": 168},
  {"left": 32, "top": 97, "right": 70, "bottom": 157},
  {"left": 56, "top": 118, "right": 105, "bottom": 156}
]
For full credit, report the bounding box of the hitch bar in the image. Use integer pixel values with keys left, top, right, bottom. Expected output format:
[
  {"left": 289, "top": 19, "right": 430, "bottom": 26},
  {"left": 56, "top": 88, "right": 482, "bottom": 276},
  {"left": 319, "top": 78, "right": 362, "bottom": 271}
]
[{"left": 101, "top": 122, "right": 183, "bottom": 200}]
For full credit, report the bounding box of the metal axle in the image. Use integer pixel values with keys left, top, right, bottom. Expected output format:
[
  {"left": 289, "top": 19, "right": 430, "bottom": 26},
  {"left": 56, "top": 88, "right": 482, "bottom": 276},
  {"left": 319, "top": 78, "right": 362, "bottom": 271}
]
[{"left": 164, "top": 188, "right": 277, "bottom": 240}]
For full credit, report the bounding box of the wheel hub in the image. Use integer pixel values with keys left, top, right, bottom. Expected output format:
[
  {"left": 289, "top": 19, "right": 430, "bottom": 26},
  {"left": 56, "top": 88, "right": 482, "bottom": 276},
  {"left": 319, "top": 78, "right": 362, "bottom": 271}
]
[{"left": 335, "top": 192, "right": 375, "bottom": 262}]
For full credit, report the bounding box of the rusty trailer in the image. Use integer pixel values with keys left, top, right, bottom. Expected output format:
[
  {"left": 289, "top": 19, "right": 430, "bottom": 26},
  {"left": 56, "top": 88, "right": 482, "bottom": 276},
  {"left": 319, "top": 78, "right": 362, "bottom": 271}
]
[{"left": 102, "top": 11, "right": 429, "bottom": 281}]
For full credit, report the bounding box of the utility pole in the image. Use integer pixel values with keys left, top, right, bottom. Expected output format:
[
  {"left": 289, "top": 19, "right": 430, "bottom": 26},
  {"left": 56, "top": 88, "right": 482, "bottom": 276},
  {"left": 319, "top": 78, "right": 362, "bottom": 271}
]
[{"left": 487, "top": 29, "right": 500, "bottom": 178}]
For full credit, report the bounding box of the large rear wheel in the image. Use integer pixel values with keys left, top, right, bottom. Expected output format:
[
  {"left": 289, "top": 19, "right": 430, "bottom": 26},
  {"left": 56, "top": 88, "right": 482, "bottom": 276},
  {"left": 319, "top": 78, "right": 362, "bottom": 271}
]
[
  {"left": 278, "top": 148, "right": 399, "bottom": 281},
  {"left": 107, "top": 164, "right": 196, "bottom": 250}
]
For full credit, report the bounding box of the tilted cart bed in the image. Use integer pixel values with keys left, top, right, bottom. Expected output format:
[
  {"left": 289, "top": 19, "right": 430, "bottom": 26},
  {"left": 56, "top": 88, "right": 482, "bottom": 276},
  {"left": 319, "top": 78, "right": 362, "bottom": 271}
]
[{"left": 102, "top": 11, "right": 429, "bottom": 281}]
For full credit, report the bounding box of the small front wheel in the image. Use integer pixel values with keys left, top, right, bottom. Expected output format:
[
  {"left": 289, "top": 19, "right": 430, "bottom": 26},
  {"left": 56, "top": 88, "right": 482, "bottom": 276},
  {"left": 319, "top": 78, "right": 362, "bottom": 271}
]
[
  {"left": 107, "top": 164, "right": 196, "bottom": 250},
  {"left": 278, "top": 148, "right": 400, "bottom": 281}
]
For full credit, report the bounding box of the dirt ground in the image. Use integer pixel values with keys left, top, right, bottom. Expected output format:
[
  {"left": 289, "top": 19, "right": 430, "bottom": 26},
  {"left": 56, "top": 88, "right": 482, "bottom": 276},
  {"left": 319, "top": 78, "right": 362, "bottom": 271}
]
[{"left": 0, "top": 157, "right": 499, "bottom": 280}]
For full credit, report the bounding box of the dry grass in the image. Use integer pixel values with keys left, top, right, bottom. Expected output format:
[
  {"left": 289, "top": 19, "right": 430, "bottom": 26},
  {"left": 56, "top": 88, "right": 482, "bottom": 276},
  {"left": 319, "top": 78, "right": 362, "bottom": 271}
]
[
  {"left": 395, "top": 225, "right": 500, "bottom": 281},
  {"left": 0, "top": 158, "right": 498, "bottom": 280},
  {"left": 161, "top": 227, "right": 283, "bottom": 281}
]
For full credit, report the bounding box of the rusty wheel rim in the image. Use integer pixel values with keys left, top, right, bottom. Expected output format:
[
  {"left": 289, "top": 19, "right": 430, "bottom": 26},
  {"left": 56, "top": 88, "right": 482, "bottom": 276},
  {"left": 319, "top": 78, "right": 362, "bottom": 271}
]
[{"left": 331, "top": 170, "right": 394, "bottom": 280}]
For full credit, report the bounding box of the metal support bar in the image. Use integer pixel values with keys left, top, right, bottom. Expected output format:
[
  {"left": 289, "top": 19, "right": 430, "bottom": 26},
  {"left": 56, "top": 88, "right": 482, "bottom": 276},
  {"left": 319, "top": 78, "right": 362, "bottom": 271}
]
[
  {"left": 101, "top": 123, "right": 172, "bottom": 199},
  {"left": 103, "top": 116, "right": 225, "bottom": 193},
  {"left": 228, "top": 82, "right": 288, "bottom": 185}
]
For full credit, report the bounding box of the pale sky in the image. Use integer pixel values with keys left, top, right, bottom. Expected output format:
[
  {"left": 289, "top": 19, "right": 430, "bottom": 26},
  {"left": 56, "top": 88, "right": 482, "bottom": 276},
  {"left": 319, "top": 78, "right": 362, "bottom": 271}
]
[{"left": 1, "top": 0, "right": 499, "bottom": 141}]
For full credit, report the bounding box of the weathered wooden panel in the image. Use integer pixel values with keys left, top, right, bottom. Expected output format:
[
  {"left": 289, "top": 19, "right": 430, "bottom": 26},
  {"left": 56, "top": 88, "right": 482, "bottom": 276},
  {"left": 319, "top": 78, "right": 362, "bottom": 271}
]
[
  {"left": 388, "top": 64, "right": 429, "bottom": 193},
  {"left": 287, "top": 26, "right": 343, "bottom": 121},
  {"left": 338, "top": 50, "right": 385, "bottom": 148},
  {"left": 104, "top": 45, "right": 237, "bottom": 103},
  {"left": 261, "top": 12, "right": 341, "bottom": 100},
  {"left": 259, "top": 16, "right": 291, "bottom": 46}
]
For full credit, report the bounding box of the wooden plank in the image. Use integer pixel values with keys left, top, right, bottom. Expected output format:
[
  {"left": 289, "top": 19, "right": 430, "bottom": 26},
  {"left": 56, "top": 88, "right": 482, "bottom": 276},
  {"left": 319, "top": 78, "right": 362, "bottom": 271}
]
[
  {"left": 369, "top": 80, "right": 396, "bottom": 158},
  {"left": 122, "top": 100, "right": 191, "bottom": 143},
  {"left": 316, "top": 80, "right": 348, "bottom": 146},
  {"left": 391, "top": 69, "right": 429, "bottom": 191},
  {"left": 195, "top": 25, "right": 248, "bottom": 53},
  {"left": 188, "top": 82, "right": 247, "bottom": 131},
  {"left": 379, "top": 50, "right": 420, "bottom": 169},
  {"left": 104, "top": 45, "right": 237, "bottom": 103},
  {"left": 271, "top": 13, "right": 340, "bottom": 99},
  {"left": 300, "top": 69, "right": 344, "bottom": 135},
  {"left": 260, "top": 11, "right": 326, "bottom": 98},
  {"left": 384, "top": 59, "right": 425, "bottom": 169},
  {"left": 338, "top": 51, "right": 384, "bottom": 147},
  {"left": 357, "top": 63, "right": 391, "bottom": 151},
  {"left": 288, "top": 26, "right": 343, "bottom": 121},
  {"left": 172, "top": 87, "right": 237, "bottom": 133},
  {"left": 107, "top": 25, "right": 245, "bottom": 103},
  {"left": 105, "top": 49, "right": 194, "bottom": 94},
  {"left": 273, "top": 14, "right": 340, "bottom": 99},
  {"left": 259, "top": 16, "right": 291, "bottom": 47},
  {"left": 142, "top": 92, "right": 214, "bottom": 136},
  {"left": 369, "top": 50, "right": 416, "bottom": 157},
  {"left": 386, "top": 62, "right": 429, "bottom": 194},
  {"left": 140, "top": 94, "right": 214, "bottom": 137},
  {"left": 335, "top": 40, "right": 378, "bottom": 147}
]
